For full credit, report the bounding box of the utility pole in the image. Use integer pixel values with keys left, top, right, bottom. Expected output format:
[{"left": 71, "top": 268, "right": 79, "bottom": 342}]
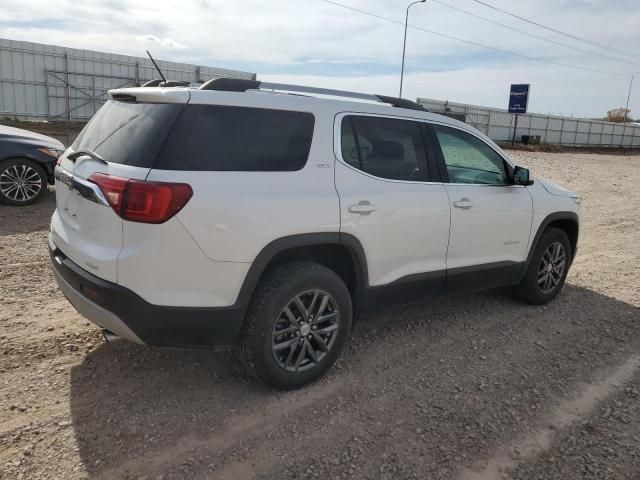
[
  {"left": 625, "top": 73, "right": 638, "bottom": 123},
  {"left": 399, "top": 0, "right": 426, "bottom": 99}
]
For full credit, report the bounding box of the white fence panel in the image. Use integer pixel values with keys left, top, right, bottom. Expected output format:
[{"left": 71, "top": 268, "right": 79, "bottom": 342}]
[
  {"left": 417, "top": 97, "right": 640, "bottom": 148},
  {"left": 0, "top": 38, "right": 256, "bottom": 121}
]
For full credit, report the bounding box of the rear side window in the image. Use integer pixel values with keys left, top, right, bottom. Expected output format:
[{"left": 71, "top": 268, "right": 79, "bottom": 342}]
[
  {"left": 72, "top": 100, "right": 182, "bottom": 167},
  {"left": 159, "top": 106, "right": 315, "bottom": 171},
  {"left": 340, "top": 115, "right": 428, "bottom": 181}
]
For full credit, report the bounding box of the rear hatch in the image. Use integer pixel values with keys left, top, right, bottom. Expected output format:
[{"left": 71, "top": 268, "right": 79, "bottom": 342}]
[{"left": 51, "top": 90, "right": 188, "bottom": 282}]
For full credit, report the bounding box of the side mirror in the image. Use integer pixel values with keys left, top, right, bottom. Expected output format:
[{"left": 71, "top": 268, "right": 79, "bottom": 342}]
[{"left": 513, "top": 166, "right": 534, "bottom": 186}]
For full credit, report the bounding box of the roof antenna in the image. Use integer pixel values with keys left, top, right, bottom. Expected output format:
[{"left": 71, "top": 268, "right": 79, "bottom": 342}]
[{"left": 146, "top": 50, "right": 167, "bottom": 84}]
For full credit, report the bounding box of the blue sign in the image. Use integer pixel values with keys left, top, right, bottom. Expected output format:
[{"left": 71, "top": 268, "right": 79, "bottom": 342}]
[{"left": 508, "top": 84, "right": 530, "bottom": 114}]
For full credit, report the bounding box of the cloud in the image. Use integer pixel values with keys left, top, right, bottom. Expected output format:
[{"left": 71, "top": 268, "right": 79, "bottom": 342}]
[
  {"left": 136, "top": 34, "right": 160, "bottom": 43},
  {"left": 2, "top": 0, "right": 639, "bottom": 117},
  {"left": 136, "top": 34, "right": 186, "bottom": 49},
  {"left": 261, "top": 63, "right": 627, "bottom": 118},
  {"left": 160, "top": 38, "right": 186, "bottom": 49}
]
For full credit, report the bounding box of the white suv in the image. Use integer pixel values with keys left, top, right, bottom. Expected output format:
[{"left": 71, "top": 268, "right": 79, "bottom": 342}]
[{"left": 50, "top": 78, "right": 581, "bottom": 389}]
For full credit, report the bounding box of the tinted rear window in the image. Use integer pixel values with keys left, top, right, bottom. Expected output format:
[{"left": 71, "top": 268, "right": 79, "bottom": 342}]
[
  {"left": 155, "top": 105, "right": 315, "bottom": 171},
  {"left": 72, "top": 100, "right": 182, "bottom": 167}
]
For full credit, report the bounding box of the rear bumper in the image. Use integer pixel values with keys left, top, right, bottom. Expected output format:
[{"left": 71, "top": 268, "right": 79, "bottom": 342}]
[{"left": 49, "top": 244, "right": 245, "bottom": 349}]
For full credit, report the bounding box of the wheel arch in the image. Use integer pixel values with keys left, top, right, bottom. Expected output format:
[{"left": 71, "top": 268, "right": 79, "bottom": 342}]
[
  {"left": 0, "top": 154, "right": 54, "bottom": 183},
  {"left": 520, "top": 211, "right": 579, "bottom": 280},
  {"left": 235, "top": 233, "right": 369, "bottom": 316}
]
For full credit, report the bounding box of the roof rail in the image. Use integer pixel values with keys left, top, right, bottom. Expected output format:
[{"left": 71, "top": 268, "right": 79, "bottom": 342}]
[
  {"left": 259, "top": 82, "right": 380, "bottom": 102},
  {"left": 141, "top": 79, "right": 191, "bottom": 88},
  {"left": 376, "top": 95, "right": 425, "bottom": 111},
  {"left": 198, "top": 77, "right": 426, "bottom": 111},
  {"left": 200, "top": 78, "right": 261, "bottom": 92}
]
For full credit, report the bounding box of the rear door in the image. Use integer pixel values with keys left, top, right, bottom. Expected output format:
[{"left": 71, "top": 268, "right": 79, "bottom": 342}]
[
  {"left": 51, "top": 97, "right": 185, "bottom": 282},
  {"left": 144, "top": 100, "right": 335, "bottom": 265},
  {"left": 334, "top": 113, "right": 450, "bottom": 303}
]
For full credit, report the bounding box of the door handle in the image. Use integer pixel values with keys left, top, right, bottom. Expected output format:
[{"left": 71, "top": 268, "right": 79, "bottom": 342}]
[
  {"left": 453, "top": 198, "right": 473, "bottom": 210},
  {"left": 348, "top": 201, "right": 376, "bottom": 215}
]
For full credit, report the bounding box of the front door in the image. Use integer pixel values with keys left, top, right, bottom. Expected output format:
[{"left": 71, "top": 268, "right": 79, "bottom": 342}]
[{"left": 430, "top": 124, "right": 533, "bottom": 291}]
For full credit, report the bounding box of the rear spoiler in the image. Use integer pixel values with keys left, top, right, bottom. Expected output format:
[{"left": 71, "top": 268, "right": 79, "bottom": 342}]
[{"left": 108, "top": 87, "right": 191, "bottom": 104}]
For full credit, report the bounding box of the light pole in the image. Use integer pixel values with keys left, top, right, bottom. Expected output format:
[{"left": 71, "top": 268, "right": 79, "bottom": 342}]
[
  {"left": 399, "top": 0, "right": 426, "bottom": 99},
  {"left": 625, "top": 72, "right": 639, "bottom": 123}
]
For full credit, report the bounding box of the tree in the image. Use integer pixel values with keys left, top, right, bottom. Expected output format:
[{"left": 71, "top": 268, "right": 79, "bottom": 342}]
[{"left": 606, "top": 107, "right": 631, "bottom": 123}]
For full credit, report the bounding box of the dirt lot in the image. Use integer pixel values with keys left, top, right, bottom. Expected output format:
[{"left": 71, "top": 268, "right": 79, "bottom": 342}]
[{"left": 1, "top": 151, "right": 639, "bottom": 480}]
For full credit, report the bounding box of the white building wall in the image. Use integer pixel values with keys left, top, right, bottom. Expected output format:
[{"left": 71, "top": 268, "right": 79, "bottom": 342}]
[{"left": 0, "top": 38, "right": 256, "bottom": 121}]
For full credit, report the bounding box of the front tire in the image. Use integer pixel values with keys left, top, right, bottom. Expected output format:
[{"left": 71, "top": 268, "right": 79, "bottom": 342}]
[
  {"left": 240, "top": 261, "right": 353, "bottom": 390},
  {"left": 514, "top": 227, "right": 571, "bottom": 305},
  {"left": 0, "top": 158, "right": 47, "bottom": 206}
]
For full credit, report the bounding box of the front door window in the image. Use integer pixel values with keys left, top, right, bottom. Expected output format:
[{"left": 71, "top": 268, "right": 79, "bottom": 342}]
[{"left": 433, "top": 125, "right": 508, "bottom": 185}]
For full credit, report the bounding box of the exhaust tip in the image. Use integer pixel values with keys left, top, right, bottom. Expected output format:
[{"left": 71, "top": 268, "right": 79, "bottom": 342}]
[{"left": 102, "top": 329, "right": 122, "bottom": 344}]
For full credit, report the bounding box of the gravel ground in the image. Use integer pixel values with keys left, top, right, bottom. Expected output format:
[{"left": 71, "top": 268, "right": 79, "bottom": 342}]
[{"left": 1, "top": 151, "right": 639, "bottom": 480}]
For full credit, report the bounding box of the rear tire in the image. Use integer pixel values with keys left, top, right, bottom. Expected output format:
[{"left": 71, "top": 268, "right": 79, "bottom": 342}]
[
  {"left": 0, "top": 158, "right": 47, "bottom": 206},
  {"left": 514, "top": 227, "right": 571, "bottom": 305},
  {"left": 239, "top": 261, "right": 352, "bottom": 390}
]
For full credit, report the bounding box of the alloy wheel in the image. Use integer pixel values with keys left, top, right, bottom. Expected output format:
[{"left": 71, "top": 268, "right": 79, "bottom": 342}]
[
  {"left": 537, "top": 241, "right": 566, "bottom": 295},
  {"left": 271, "top": 290, "right": 340, "bottom": 372},
  {"left": 0, "top": 164, "right": 42, "bottom": 203}
]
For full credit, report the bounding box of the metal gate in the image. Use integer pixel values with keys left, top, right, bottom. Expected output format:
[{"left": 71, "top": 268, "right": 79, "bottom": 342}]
[{"left": 45, "top": 69, "right": 136, "bottom": 121}]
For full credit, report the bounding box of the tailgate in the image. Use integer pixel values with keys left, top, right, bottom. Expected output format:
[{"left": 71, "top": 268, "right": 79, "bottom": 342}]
[
  {"left": 52, "top": 159, "right": 150, "bottom": 283},
  {"left": 50, "top": 97, "right": 185, "bottom": 283}
]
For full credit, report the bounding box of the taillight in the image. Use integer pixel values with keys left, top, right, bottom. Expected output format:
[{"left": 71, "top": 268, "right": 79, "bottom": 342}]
[
  {"left": 90, "top": 173, "right": 128, "bottom": 210},
  {"left": 88, "top": 173, "right": 192, "bottom": 224}
]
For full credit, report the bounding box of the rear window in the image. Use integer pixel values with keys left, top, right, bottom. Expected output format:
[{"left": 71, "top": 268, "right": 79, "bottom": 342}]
[
  {"left": 72, "top": 100, "right": 182, "bottom": 167},
  {"left": 155, "top": 105, "right": 315, "bottom": 171}
]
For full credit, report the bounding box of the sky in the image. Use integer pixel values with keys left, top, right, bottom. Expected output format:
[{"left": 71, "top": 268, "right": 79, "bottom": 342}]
[{"left": 1, "top": 0, "right": 640, "bottom": 118}]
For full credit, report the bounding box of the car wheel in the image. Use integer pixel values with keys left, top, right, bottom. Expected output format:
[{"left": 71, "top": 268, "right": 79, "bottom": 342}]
[
  {"left": 240, "top": 261, "right": 353, "bottom": 390},
  {"left": 0, "top": 158, "right": 48, "bottom": 206},
  {"left": 514, "top": 227, "right": 572, "bottom": 305}
]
